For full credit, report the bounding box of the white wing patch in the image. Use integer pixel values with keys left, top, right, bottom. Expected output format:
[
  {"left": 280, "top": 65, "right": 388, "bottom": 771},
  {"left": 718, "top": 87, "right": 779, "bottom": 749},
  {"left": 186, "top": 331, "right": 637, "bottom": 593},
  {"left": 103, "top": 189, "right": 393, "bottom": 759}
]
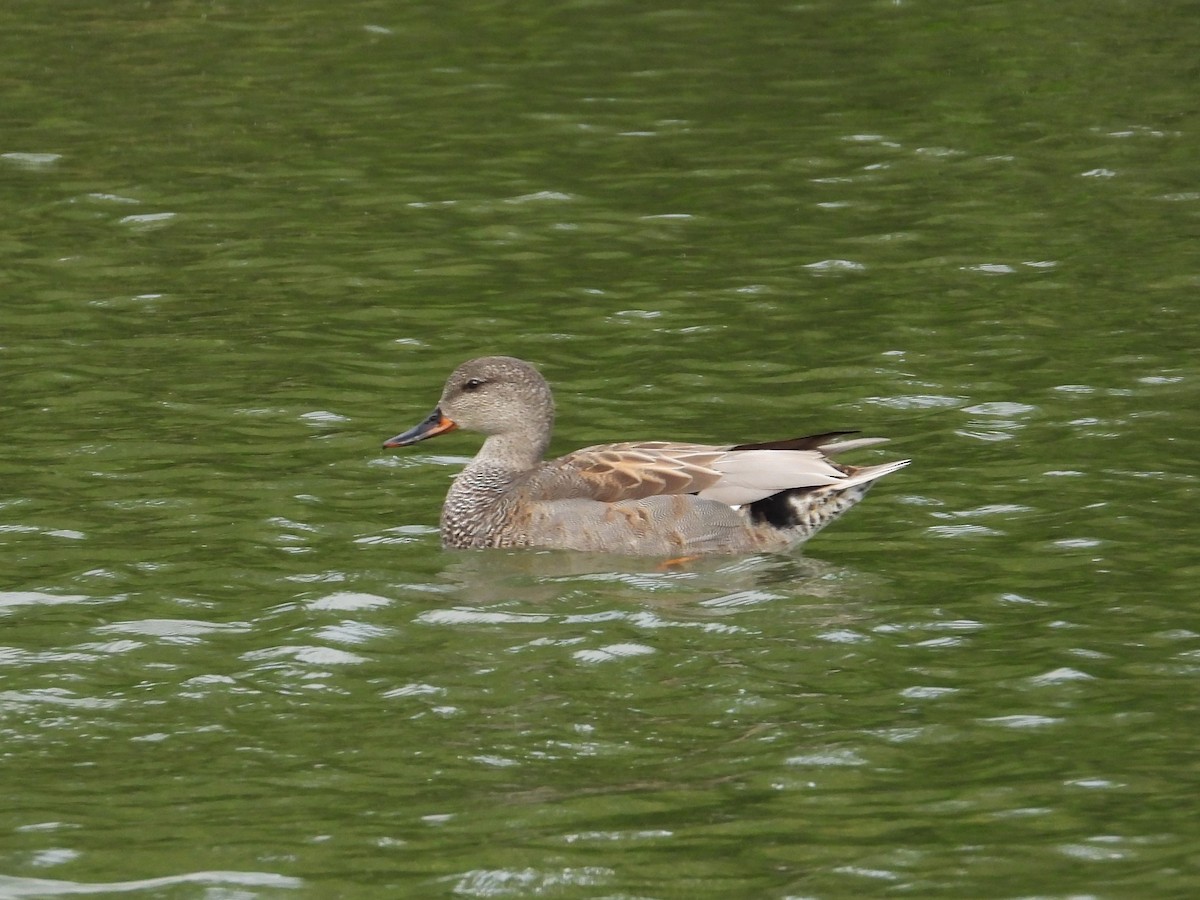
[{"left": 698, "top": 450, "right": 847, "bottom": 506}]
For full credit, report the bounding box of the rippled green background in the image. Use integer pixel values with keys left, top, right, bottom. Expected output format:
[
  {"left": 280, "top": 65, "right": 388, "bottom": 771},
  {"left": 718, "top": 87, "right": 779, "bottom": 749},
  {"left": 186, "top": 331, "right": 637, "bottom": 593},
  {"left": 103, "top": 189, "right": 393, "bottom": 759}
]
[{"left": 3, "top": 0, "right": 1198, "bottom": 897}]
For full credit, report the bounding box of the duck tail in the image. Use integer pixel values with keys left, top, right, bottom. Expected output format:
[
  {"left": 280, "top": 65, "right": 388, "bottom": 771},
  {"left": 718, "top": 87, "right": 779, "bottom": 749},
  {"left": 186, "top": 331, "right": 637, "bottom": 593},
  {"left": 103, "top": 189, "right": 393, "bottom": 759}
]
[{"left": 747, "top": 458, "right": 909, "bottom": 544}]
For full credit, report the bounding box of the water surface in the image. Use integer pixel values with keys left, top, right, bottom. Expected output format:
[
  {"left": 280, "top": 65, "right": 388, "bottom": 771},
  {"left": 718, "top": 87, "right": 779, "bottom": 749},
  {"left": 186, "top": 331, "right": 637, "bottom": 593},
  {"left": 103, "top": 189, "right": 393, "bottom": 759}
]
[{"left": 2, "top": 0, "right": 1198, "bottom": 897}]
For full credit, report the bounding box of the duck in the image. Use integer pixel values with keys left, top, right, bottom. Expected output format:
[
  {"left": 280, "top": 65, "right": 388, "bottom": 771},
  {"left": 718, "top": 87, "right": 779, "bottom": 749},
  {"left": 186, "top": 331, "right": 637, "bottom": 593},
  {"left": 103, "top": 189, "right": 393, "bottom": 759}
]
[{"left": 383, "top": 356, "right": 908, "bottom": 555}]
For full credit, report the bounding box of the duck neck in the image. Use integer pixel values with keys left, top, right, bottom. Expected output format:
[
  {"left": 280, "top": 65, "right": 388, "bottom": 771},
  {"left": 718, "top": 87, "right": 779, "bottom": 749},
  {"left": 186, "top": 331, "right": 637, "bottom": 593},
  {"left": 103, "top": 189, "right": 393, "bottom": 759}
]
[
  {"left": 442, "top": 429, "right": 548, "bottom": 535},
  {"left": 475, "top": 428, "right": 549, "bottom": 473}
]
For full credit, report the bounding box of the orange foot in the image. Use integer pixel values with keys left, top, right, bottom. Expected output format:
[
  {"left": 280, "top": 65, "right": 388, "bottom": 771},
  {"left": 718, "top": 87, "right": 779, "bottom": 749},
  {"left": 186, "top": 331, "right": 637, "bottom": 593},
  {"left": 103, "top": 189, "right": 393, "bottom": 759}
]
[{"left": 658, "top": 554, "right": 702, "bottom": 570}]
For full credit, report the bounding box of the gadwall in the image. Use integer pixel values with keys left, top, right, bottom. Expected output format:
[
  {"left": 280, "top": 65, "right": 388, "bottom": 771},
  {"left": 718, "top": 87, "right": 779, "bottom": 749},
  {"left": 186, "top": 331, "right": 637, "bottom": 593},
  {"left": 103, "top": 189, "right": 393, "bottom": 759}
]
[{"left": 384, "top": 356, "right": 909, "bottom": 555}]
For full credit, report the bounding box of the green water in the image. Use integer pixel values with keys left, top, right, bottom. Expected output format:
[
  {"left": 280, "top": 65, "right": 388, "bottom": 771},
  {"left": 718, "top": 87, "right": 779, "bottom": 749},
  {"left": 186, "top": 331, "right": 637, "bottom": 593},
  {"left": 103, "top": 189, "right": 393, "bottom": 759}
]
[{"left": 3, "top": 0, "right": 1198, "bottom": 897}]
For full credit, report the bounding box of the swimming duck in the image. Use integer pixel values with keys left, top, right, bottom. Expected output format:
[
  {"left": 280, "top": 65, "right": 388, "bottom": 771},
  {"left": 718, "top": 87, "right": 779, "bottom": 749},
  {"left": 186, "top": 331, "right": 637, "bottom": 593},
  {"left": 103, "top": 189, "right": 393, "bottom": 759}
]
[{"left": 384, "top": 356, "right": 908, "bottom": 555}]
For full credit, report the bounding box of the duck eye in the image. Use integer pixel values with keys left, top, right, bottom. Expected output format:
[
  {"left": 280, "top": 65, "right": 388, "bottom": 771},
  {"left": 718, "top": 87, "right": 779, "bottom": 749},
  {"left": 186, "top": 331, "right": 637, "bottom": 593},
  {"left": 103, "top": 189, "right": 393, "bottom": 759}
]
[{"left": 463, "top": 378, "right": 485, "bottom": 392}]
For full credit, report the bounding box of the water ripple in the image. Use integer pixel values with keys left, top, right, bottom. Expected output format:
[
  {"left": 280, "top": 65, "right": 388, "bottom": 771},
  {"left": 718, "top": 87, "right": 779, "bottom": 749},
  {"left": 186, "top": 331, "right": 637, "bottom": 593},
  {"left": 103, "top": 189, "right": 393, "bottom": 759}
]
[
  {"left": 449, "top": 867, "right": 614, "bottom": 896},
  {"left": 0, "top": 871, "right": 302, "bottom": 896},
  {"left": 572, "top": 643, "right": 656, "bottom": 664}
]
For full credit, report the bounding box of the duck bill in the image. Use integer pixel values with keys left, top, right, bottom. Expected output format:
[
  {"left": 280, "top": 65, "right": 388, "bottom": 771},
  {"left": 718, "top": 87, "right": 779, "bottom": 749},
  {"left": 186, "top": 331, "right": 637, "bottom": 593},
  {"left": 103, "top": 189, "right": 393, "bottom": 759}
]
[{"left": 383, "top": 408, "right": 458, "bottom": 448}]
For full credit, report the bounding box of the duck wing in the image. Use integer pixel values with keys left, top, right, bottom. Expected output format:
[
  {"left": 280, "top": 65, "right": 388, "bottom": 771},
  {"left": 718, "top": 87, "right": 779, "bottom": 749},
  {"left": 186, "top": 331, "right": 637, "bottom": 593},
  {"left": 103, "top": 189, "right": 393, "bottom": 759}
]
[
  {"left": 544, "top": 433, "right": 900, "bottom": 507},
  {"left": 548, "top": 441, "right": 726, "bottom": 502},
  {"left": 698, "top": 448, "right": 853, "bottom": 506}
]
